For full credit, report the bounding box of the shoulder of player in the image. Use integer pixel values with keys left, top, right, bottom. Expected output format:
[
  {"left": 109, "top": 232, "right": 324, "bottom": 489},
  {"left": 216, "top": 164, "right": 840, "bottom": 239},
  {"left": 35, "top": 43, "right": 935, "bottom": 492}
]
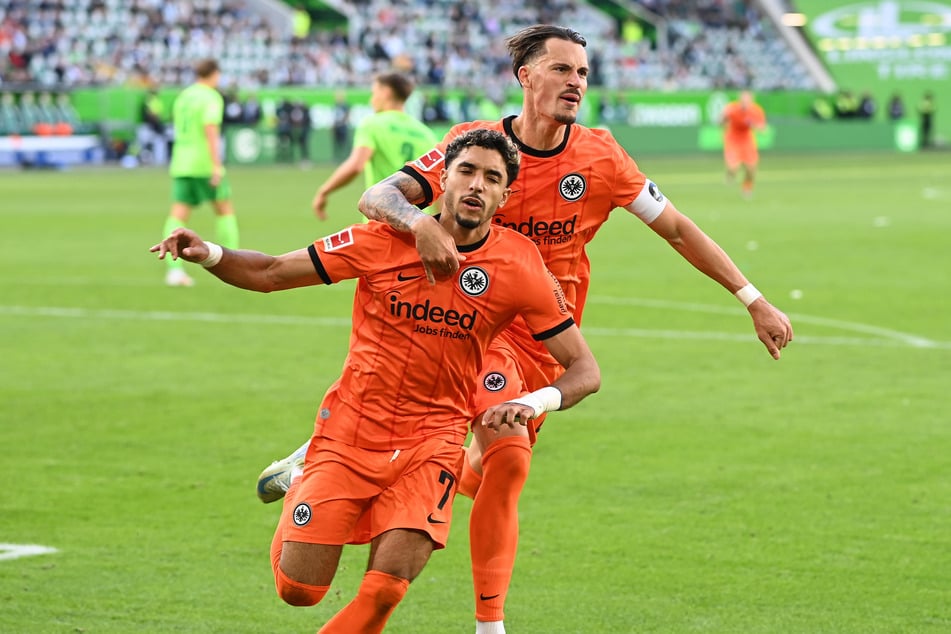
[
  {"left": 331, "top": 220, "right": 411, "bottom": 245},
  {"left": 363, "top": 220, "right": 413, "bottom": 243},
  {"left": 451, "top": 119, "right": 504, "bottom": 135},
  {"left": 356, "top": 111, "right": 384, "bottom": 130},
  {"left": 569, "top": 123, "right": 623, "bottom": 149},
  {"left": 320, "top": 222, "right": 416, "bottom": 269}
]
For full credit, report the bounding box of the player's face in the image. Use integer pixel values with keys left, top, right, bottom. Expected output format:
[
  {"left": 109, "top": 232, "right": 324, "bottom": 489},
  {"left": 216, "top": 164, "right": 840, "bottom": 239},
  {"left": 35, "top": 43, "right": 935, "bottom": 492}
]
[
  {"left": 440, "top": 147, "right": 511, "bottom": 230},
  {"left": 519, "top": 38, "right": 588, "bottom": 125}
]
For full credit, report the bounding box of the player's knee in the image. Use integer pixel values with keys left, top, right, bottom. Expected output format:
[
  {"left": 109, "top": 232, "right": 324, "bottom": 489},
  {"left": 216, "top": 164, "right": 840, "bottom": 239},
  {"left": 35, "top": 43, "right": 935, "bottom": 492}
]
[
  {"left": 482, "top": 436, "right": 532, "bottom": 482},
  {"left": 274, "top": 564, "right": 329, "bottom": 607},
  {"left": 362, "top": 571, "right": 410, "bottom": 614}
]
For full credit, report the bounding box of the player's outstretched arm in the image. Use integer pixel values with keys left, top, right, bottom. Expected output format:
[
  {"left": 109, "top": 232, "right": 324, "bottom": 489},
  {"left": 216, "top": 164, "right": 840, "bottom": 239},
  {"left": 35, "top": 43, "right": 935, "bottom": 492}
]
[
  {"left": 359, "top": 172, "right": 462, "bottom": 284},
  {"left": 151, "top": 228, "right": 322, "bottom": 292},
  {"left": 642, "top": 201, "right": 794, "bottom": 359},
  {"left": 482, "top": 325, "right": 601, "bottom": 430}
]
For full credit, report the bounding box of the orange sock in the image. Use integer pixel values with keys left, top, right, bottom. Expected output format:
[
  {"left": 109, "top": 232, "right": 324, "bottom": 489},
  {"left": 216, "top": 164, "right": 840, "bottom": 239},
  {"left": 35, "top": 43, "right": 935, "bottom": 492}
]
[
  {"left": 318, "top": 570, "right": 409, "bottom": 634},
  {"left": 469, "top": 436, "right": 532, "bottom": 622},
  {"left": 458, "top": 453, "right": 483, "bottom": 499}
]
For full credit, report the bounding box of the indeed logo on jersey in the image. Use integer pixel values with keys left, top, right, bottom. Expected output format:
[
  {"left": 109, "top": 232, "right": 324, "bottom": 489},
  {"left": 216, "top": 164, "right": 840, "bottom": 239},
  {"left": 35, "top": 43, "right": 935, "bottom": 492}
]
[
  {"left": 493, "top": 214, "right": 577, "bottom": 246},
  {"left": 389, "top": 292, "right": 477, "bottom": 340}
]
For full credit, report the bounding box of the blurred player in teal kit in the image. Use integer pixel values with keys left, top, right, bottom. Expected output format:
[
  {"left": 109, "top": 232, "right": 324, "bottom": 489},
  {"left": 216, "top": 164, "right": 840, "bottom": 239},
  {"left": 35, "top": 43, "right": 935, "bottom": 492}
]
[{"left": 161, "top": 58, "right": 240, "bottom": 287}]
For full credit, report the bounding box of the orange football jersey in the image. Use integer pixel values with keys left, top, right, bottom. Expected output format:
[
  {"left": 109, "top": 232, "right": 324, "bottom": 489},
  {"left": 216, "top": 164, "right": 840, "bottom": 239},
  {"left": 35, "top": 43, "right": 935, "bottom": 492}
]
[
  {"left": 403, "top": 116, "right": 653, "bottom": 363},
  {"left": 722, "top": 101, "right": 766, "bottom": 143},
  {"left": 307, "top": 221, "right": 573, "bottom": 451}
]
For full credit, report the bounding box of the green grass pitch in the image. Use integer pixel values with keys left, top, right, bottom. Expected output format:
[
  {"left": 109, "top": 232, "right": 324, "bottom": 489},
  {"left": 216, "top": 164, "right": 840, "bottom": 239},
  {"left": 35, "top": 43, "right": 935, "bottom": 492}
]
[{"left": 1, "top": 149, "right": 949, "bottom": 633}]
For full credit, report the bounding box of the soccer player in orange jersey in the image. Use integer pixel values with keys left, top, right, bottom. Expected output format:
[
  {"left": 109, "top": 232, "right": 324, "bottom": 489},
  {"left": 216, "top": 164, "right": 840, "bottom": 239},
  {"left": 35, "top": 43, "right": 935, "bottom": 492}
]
[
  {"left": 720, "top": 90, "right": 767, "bottom": 198},
  {"left": 259, "top": 25, "right": 794, "bottom": 634},
  {"left": 151, "top": 129, "right": 600, "bottom": 634}
]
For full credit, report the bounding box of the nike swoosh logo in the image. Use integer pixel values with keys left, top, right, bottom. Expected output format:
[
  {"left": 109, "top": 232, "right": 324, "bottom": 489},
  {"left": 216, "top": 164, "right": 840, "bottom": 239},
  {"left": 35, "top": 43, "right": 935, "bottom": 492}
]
[
  {"left": 426, "top": 513, "right": 446, "bottom": 524},
  {"left": 257, "top": 473, "right": 281, "bottom": 494},
  {"left": 397, "top": 272, "right": 421, "bottom": 281},
  {"left": 479, "top": 593, "right": 500, "bottom": 601}
]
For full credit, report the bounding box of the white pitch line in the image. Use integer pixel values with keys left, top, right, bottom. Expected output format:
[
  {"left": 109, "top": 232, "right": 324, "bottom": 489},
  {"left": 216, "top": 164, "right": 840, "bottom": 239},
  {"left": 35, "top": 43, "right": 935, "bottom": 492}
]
[
  {"left": 0, "top": 305, "right": 351, "bottom": 328},
  {"left": 0, "top": 543, "right": 59, "bottom": 562},
  {"left": 2, "top": 304, "right": 949, "bottom": 351},
  {"left": 586, "top": 296, "right": 941, "bottom": 349}
]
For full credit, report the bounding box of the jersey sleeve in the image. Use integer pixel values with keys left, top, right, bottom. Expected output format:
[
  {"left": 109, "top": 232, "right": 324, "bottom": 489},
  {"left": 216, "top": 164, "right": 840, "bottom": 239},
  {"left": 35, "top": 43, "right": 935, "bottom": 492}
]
[
  {"left": 606, "top": 133, "right": 666, "bottom": 224},
  {"left": 608, "top": 137, "right": 646, "bottom": 209},
  {"left": 306, "top": 223, "right": 410, "bottom": 284},
  {"left": 351, "top": 117, "right": 374, "bottom": 149}
]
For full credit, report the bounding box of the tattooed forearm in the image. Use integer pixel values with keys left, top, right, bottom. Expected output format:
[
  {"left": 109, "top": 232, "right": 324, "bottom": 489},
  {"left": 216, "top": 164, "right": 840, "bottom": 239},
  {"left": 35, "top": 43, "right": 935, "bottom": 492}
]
[
  {"left": 358, "top": 174, "right": 427, "bottom": 232},
  {"left": 362, "top": 188, "right": 423, "bottom": 231}
]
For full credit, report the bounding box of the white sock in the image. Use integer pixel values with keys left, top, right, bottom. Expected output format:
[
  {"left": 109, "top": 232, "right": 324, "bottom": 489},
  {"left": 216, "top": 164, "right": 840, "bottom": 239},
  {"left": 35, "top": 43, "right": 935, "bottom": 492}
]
[{"left": 476, "top": 621, "right": 505, "bottom": 634}]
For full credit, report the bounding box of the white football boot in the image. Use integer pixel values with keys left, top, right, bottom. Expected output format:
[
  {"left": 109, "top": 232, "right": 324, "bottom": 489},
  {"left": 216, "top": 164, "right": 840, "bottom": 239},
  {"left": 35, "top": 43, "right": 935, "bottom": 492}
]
[{"left": 255, "top": 441, "right": 308, "bottom": 503}]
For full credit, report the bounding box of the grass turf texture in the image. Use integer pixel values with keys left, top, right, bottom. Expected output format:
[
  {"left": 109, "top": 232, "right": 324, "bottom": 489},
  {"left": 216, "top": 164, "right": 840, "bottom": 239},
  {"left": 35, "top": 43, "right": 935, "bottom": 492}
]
[{"left": 1, "top": 151, "right": 949, "bottom": 633}]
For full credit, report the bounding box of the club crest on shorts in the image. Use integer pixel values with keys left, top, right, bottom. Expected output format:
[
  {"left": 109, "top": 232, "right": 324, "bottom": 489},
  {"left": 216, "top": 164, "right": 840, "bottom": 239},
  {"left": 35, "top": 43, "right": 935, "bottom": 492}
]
[
  {"left": 559, "top": 173, "right": 586, "bottom": 201},
  {"left": 459, "top": 266, "right": 489, "bottom": 297},
  {"left": 483, "top": 372, "right": 506, "bottom": 392},
  {"left": 293, "top": 502, "right": 312, "bottom": 526}
]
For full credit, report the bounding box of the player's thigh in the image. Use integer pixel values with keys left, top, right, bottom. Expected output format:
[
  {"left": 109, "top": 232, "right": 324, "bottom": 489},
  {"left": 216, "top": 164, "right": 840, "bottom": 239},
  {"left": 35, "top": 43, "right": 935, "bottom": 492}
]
[
  {"left": 739, "top": 144, "right": 759, "bottom": 167},
  {"left": 367, "top": 529, "right": 434, "bottom": 581},
  {"left": 280, "top": 541, "right": 344, "bottom": 587},
  {"left": 723, "top": 143, "right": 741, "bottom": 170},
  {"left": 211, "top": 198, "right": 235, "bottom": 216}
]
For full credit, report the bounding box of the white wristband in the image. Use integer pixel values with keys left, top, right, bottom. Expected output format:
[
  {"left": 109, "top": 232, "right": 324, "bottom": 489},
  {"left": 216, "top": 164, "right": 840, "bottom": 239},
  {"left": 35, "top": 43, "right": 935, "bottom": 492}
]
[
  {"left": 199, "top": 241, "right": 223, "bottom": 268},
  {"left": 507, "top": 386, "right": 563, "bottom": 418},
  {"left": 734, "top": 283, "right": 763, "bottom": 307}
]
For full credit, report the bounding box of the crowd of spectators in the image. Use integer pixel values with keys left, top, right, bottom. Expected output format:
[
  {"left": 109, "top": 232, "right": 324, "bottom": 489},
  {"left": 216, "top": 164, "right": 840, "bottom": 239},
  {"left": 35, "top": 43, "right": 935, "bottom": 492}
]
[{"left": 1, "top": 0, "right": 817, "bottom": 93}]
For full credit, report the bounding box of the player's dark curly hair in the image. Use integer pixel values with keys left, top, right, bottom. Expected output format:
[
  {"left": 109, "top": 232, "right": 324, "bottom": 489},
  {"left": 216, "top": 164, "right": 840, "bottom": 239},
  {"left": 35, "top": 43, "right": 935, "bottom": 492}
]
[
  {"left": 444, "top": 129, "right": 521, "bottom": 186},
  {"left": 506, "top": 25, "right": 587, "bottom": 83}
]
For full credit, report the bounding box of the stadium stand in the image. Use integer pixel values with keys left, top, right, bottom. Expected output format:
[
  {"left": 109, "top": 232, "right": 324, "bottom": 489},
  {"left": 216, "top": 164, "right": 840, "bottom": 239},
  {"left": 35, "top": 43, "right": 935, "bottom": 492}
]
[{"left": 1, "top": 0, "right": 817, "bottom": 91}]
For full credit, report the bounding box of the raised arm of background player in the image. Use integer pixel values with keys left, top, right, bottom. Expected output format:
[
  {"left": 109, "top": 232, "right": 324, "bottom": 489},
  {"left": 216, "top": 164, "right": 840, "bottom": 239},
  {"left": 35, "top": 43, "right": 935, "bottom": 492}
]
[{"left": 359, "top": 171, "right": 793, "bottom": 360}]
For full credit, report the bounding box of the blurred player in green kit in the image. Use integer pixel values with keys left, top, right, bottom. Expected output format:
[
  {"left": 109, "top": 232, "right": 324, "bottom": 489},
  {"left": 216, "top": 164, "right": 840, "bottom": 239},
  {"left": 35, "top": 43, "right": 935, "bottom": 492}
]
[
  {"left": 161, "top": 58, "right": 239, "bottom": 287},
  {"left": 311, "top": 72, "right": 438, "bottom": 221}
]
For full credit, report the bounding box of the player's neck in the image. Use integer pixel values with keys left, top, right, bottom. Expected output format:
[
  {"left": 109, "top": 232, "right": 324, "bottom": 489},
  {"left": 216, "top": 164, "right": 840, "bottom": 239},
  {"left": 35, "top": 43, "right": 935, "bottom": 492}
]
[
  {"left": 510, "top": 113, "right": 567, "bottom": 151},
  {"left": 440, "top": 215, "right": 490, "bottom": 248}
]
